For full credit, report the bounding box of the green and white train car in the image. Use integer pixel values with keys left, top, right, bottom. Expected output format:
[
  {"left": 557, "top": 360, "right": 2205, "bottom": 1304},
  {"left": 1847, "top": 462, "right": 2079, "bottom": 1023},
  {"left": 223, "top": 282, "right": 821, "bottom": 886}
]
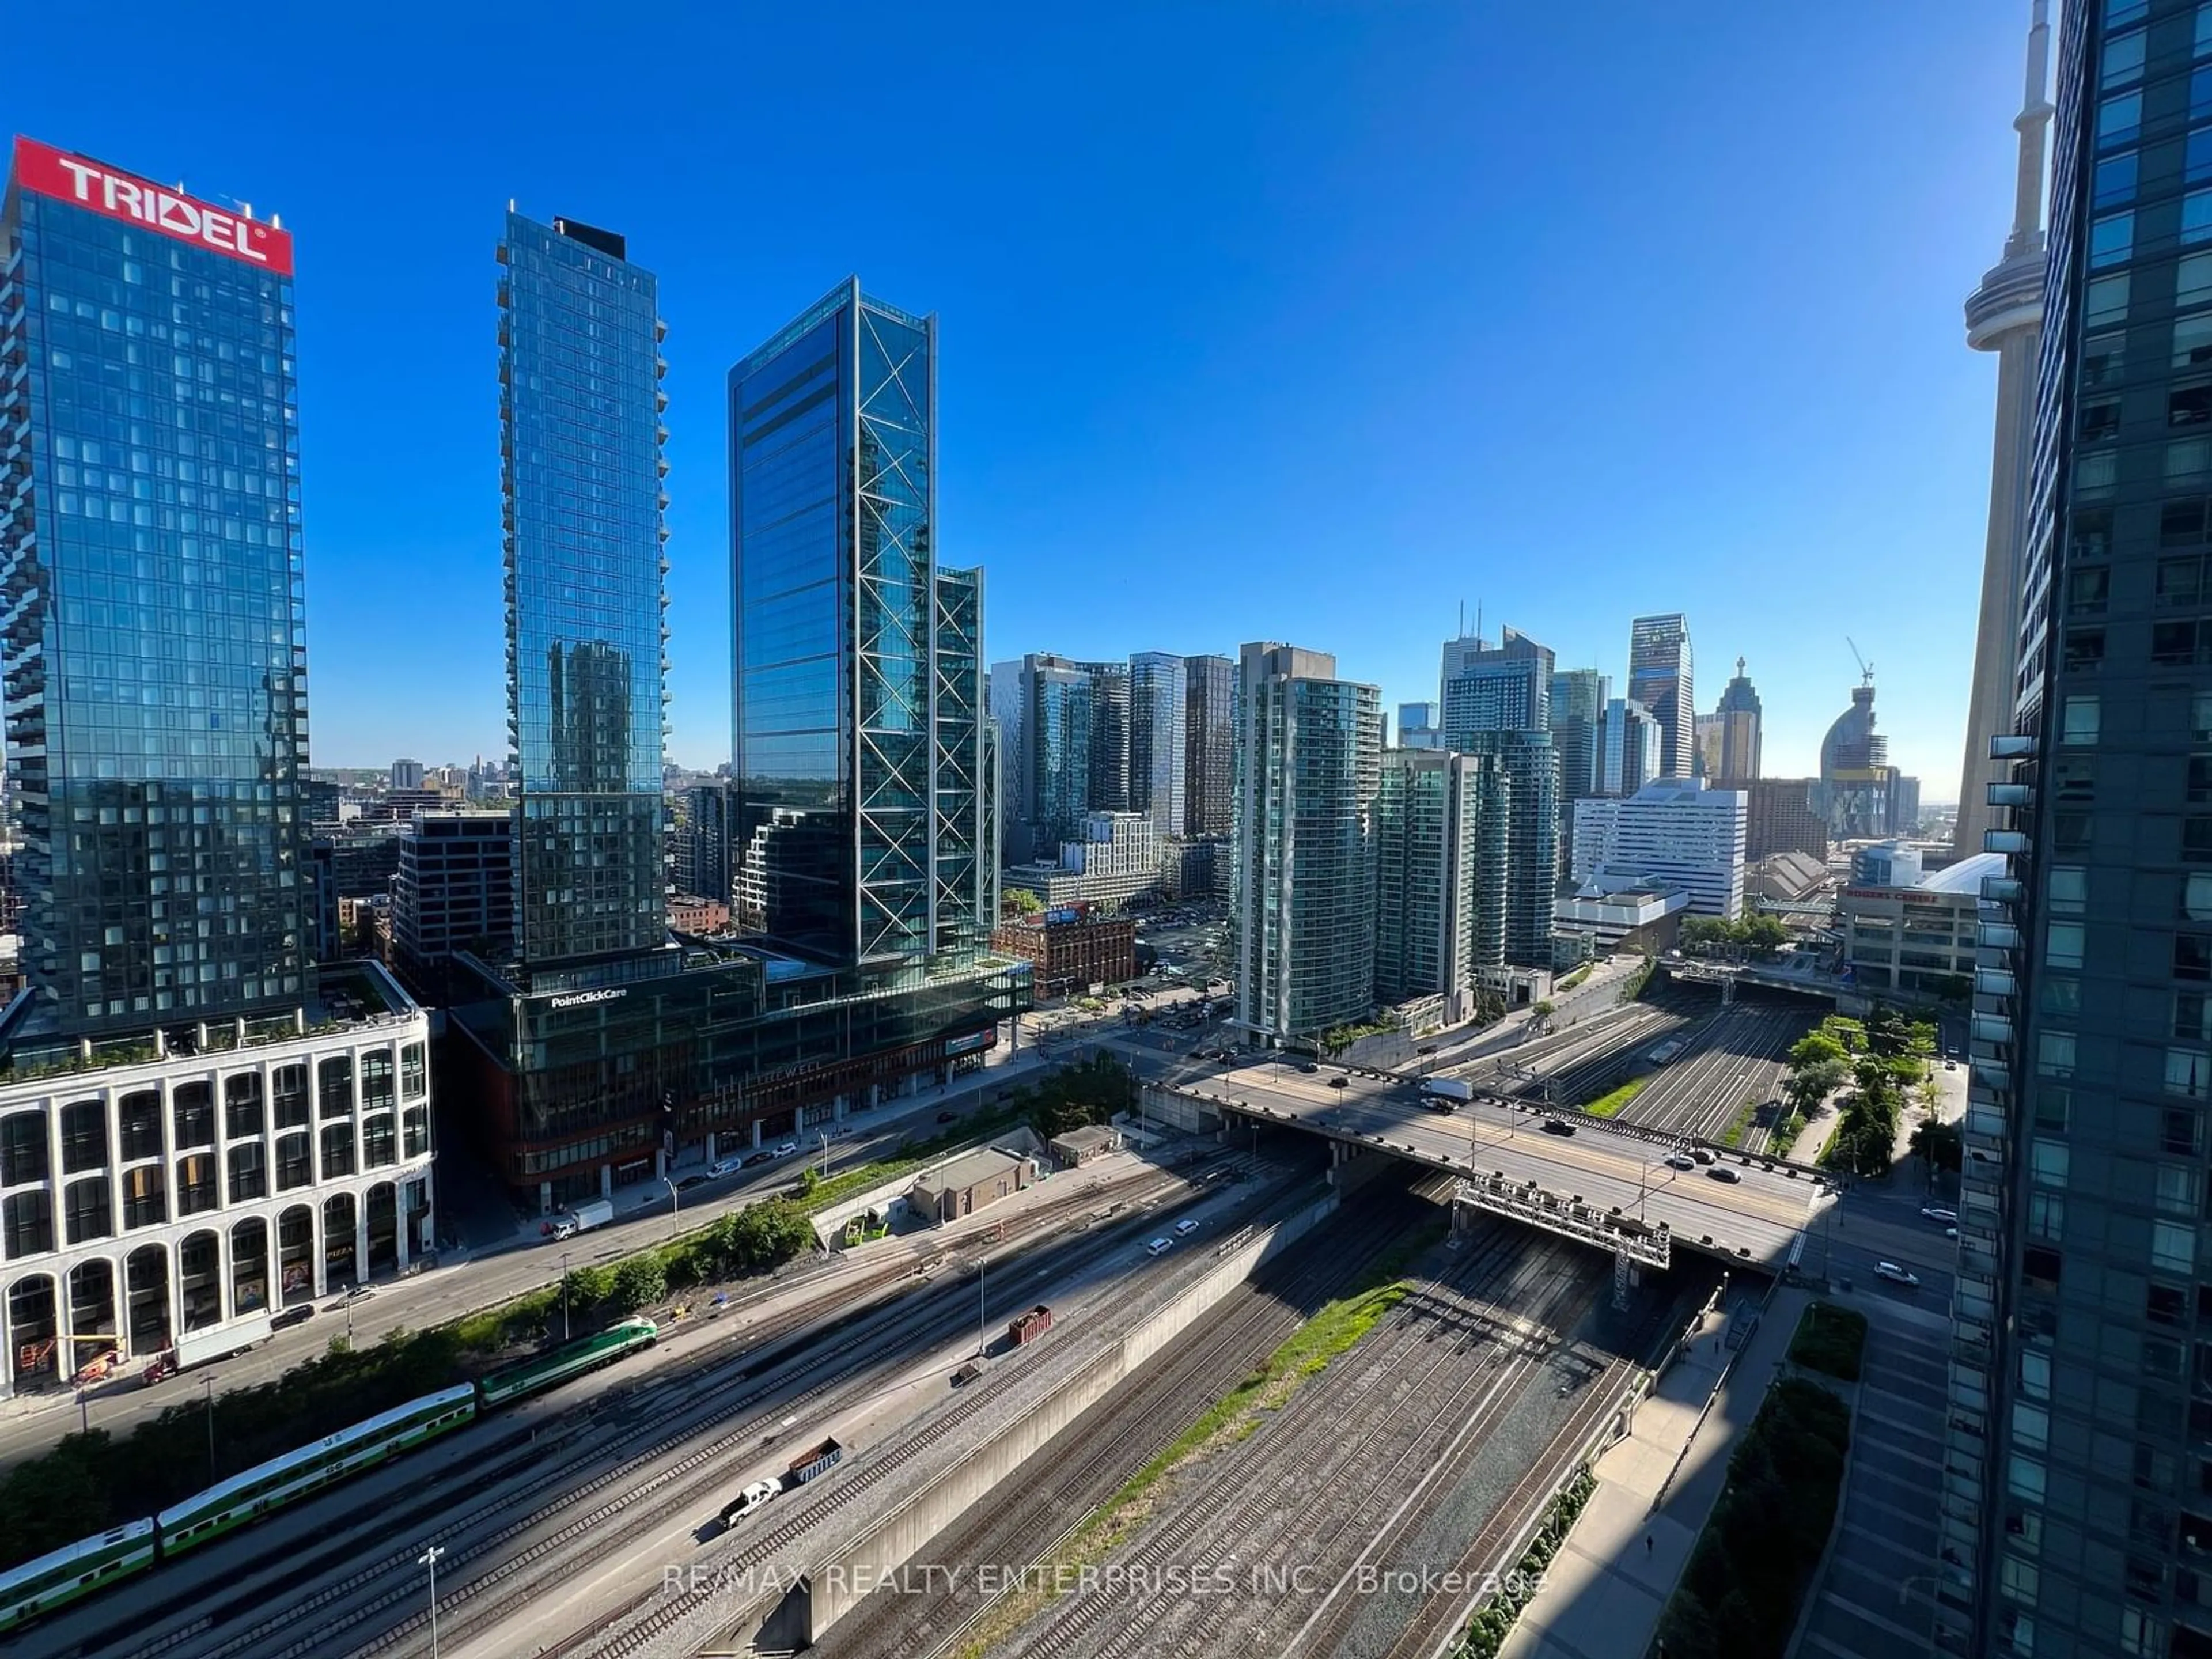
[
  {"left": 158, "top": 1384, "right": 478, "bottom": 1555},
  {"left": 0, "top": 1313, "right": 660, "bottom": 1634},
  {"left": 476, "top": 1316, "right": 658, "bottom": 1408},
  {"left": 0, "top": 1520, "right": 156, "bottom": 1635}
]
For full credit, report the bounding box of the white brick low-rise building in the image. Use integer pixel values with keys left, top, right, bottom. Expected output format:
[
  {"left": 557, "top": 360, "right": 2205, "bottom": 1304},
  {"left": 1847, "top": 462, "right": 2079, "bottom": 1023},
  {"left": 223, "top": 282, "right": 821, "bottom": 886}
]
[{"left": 0, "top": 962, "right": 434, "bottom": 1395}]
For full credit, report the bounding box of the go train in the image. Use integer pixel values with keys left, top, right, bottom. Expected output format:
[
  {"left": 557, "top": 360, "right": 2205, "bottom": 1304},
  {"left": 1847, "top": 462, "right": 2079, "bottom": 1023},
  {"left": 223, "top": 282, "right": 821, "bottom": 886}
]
[{"left": 0, "top": 1315, "right": 660, "bottom": 1635}]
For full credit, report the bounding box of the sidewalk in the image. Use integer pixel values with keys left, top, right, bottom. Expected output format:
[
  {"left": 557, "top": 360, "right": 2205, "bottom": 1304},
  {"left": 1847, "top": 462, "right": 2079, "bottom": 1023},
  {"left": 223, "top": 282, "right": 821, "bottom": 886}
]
[{"left": 1501, "top": 1284, "right": 1812, "bottom": 1659}]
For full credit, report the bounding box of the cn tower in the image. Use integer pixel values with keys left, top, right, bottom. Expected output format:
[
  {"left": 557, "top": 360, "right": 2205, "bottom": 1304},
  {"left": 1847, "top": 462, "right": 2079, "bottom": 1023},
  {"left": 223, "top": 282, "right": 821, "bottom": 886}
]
[{"left": 1955, "top": 1, "right": 2052, "bottom": 858}]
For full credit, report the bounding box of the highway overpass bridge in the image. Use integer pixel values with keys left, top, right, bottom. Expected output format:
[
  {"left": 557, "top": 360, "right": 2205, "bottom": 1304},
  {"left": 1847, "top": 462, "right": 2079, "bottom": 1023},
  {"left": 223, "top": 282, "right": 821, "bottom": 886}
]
[{"left": 1142, "top": 1053, "right": 1832, "bottom": 1295}]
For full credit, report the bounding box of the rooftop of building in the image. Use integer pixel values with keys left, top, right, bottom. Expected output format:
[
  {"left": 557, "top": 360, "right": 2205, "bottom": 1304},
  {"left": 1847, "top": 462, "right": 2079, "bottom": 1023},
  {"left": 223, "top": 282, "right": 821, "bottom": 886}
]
[
  {"left": 1753, "top": 850, "right": 1830, "bottom": 891},
  {"left": 1049, "top": 1124, "right": 1122, "bottom": 1153},
  {"left": 0, "top": 959, "right": 422, "bottom": 1083},
  {"left": 1916, "top": 851, "right": 2006, "bottom": 896},
  {"left": 912, "top": 1145, "right": 1028, "bottom": 1195}
]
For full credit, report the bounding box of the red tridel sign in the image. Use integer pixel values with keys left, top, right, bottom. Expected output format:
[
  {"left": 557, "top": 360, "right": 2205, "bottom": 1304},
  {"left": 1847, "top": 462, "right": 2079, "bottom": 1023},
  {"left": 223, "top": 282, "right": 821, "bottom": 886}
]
[{"left": 12, "top": 135, "right": 293, "bottom": 276}]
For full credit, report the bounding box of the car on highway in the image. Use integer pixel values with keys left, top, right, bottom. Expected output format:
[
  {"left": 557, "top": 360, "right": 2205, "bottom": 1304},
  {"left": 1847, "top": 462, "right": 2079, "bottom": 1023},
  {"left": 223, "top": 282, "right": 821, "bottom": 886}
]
[
  {"left": 1921, "top": 1205, "right": 1959, "bottom": 1224},
  {"left": 1691, "top": 1147, "right": 1715, "bottom": 1164},
  {"left": 1146, "top": 1237, "right": 1175, "bottom": 1257},
  {"left": 1297, "top": 1062, "right": 1320, "bottom": 1074},
  {"left": 771, "top": 1142, "right": 800, "bottom": 1158},
  {"left": 1328, "top": 1076, "right": 1349, "bottom": 1089},
  {"left": 336, "top": 1283, "right": 377, "bottom": 1304},
  {"left": 1874, "top": 1261, "right": 1922, "bottom": 1288},
  {"left": 1664, "top": 1153, "right": 1697, "bottom": 1171},
  {"left": 1174, "top": 1218, "right": 1201, "bottom": 1237},
  {"left": 743, "top": 1150, "right": 774, "bottom": 1168},
  {"left": 719, "top": 1480, "right": 779, "bottom": 1527},
  {"left": 1706, "top": 1165, "right": 1742, "bottom": 1184},
  {"left": 1541, "top": 1118, "right": 1576, "bottom": 1137},
  {"left": 271, "top": 1304, "right": 316, "bottom": 1332},
  {"left": 709, "top": 1155, "right": 745, "bottom": 1177},
  {"left": 937, "top": 1110, "right": 958, "bottom": 1123}
]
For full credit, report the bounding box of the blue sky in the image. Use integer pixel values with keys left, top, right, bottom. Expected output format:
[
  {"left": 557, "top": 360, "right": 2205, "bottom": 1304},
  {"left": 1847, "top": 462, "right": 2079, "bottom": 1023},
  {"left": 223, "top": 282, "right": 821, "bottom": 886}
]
[{"left": 9, "top": 2, "right": 2024, "bottom": 794}]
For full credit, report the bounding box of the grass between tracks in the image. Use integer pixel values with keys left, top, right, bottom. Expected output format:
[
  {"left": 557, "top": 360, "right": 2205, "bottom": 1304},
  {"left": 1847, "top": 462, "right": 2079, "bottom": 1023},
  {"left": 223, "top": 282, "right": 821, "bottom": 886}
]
[
  {"left": 1717, "top": 1097, "right": 1761, "bottom": 1149},
  {"left": 1582, "top": 1077, "right": 1647, "bottom": 1118},
  {"left": 948, "top": 1220, "right": 1449, "bottom": 1659}
]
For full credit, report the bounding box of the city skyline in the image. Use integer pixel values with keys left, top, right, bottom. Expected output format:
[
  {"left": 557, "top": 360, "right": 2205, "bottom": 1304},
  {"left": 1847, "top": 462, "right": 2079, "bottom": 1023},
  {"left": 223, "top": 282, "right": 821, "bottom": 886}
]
[{"left": 0, "top": 3, "right": 2024, "bottom": 792}]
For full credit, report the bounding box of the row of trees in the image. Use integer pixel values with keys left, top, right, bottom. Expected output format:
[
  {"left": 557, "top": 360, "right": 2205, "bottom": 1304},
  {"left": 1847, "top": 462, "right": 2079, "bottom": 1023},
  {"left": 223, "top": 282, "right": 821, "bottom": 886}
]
[
  {"left": 1677, "top": 913, "right": 1792, "bottom": 958},
  {"left": 1785, "top": 1007, "right": 1937, "bottom": 1176}
]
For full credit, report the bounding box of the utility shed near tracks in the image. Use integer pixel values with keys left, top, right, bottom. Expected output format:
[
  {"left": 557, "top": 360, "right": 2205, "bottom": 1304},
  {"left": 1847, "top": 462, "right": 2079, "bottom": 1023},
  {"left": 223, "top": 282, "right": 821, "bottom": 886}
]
[
  {"left": 910, "top": 1147, "right": 1032, "bottom": 1224},
  {"left": 1048, "top": 1123, "right": 1123, "bottom": 1167}
]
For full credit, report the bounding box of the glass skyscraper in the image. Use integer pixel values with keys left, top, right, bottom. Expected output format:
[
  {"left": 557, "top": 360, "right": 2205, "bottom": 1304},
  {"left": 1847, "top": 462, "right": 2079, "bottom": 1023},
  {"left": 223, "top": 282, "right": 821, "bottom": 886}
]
[
  {"left": 1438, "top": 625, "right": 1554, "bottom": 748},
  {"left": 1946, "top": 5, "right": 2212, "bottom": 1655},
  {"left": 1626, "top": 612, "right": 1694, "bottom": 779},
  {"left": 498, "top": 212, "right": 668, "bottom": 966},
  {"left": 1184, "top": 653, "right": 1236, "bottom": 838},
  {"left": 1, "top": 138, "right": 312, "bottom": 1035},
  {"left": 1129, "top": 651, "right": 1187, "bottom": 836},
  {"left": 1232, "top": 643, "right": 1381, "bottom": 1040},
  {"left": 729, "top": 278, "right": 987, "bottom": 967}
]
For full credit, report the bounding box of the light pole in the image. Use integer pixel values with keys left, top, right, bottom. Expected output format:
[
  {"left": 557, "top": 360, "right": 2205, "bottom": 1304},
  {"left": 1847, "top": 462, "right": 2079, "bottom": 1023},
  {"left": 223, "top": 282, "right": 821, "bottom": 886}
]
[
  {"left": 663, "top": 1176, "right": 680, "bottom": 1240},
  {"left": 560, "top": 1249, "right": 571, "bottom": 1342},
  {"left": 818, "top": 1131, "right": 833, "bottom": 1180},
  {"left": 203, "top": 1376, "right": 217, "bottom": 1481},
  {"left": 419, "top": 1544, "right": 446, "bottom": 1657}
]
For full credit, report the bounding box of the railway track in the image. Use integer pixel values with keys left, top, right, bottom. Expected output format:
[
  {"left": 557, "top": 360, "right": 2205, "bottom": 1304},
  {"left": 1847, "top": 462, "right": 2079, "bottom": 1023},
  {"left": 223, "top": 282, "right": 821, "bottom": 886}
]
[
  {"left": 1000, "top": 1228, "right": 1602, "bottom": 1659},
  {"left": 522, "top": 1176, "right": 1339, "bottom": 1659},
  {"left": 60, "top": 1160, "right": 1220, "bottom": 1659},
  {"left": 1613, "top": 1003, "right": 1810, "bottom": 1150},
  {"left": 809, "top": 1190, "right": 1435, "bottom": 1659}
]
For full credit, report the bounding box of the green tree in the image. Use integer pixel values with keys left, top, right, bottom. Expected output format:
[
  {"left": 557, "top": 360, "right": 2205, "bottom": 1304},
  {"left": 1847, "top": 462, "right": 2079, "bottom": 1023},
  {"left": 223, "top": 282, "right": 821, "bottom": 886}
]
[
  {"left": 1788, "top": 1030, "right": 1847, "bottom": 1071},
  {"left": 609, "top": 1253, "right": 668, "bottom": 1313},
  {"left": 1001, "top": 887, "right": 1044, "bottom": 917},
  {"left": 1531, "top": 999, "right": 1555, "bottom": 1021}
]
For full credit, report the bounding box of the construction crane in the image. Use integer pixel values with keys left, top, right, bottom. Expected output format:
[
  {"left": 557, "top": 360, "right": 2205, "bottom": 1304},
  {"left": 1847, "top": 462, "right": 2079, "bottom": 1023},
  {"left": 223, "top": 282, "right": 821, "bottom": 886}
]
[{"left": 1846, "top": 636, "right": 1874, "bottom": 689}]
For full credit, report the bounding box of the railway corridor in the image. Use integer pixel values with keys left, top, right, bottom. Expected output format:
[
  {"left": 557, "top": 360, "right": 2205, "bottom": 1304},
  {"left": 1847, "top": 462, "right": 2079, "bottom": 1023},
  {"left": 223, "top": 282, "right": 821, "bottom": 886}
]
[
  {"left": 1607, "top": 1001, "right": 1815, "bottom": 1151},
  {"left": 984, "top": 1224, "right": 1688, "bottom": 1659}
]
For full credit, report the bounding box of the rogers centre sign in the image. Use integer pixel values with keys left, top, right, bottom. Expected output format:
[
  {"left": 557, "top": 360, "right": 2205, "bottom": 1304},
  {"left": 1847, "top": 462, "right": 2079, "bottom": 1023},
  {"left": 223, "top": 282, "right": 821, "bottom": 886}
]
[{"left": 13, "top": 136, "right": 294, "bottom": 276}]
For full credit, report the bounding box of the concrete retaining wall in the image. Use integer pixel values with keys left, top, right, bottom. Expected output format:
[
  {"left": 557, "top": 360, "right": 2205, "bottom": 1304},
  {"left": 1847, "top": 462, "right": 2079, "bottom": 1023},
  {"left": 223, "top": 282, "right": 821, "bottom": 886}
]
[
  {"left": 1139, "top": 1083, "right": 1222, "bottom": 1134},
  {"left": 790, "top": 1190, "right": 1340, "bottom": 1645}
]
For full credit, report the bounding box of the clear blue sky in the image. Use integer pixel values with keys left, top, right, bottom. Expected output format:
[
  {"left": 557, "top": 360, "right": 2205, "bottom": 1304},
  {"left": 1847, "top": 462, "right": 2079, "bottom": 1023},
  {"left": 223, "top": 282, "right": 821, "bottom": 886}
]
[{"left": 9, "top": 1, "right": 2024, "bottom": 795}]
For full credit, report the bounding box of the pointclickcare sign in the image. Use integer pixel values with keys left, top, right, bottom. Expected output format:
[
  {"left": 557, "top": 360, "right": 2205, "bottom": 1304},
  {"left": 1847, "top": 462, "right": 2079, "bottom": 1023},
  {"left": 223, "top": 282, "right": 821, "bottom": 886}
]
[
  {"left": 13, "top": 137, "right": 296, "bottom": 275},
  {"left": 548, "top": 988, "right": 628, "bottom": 1011}
]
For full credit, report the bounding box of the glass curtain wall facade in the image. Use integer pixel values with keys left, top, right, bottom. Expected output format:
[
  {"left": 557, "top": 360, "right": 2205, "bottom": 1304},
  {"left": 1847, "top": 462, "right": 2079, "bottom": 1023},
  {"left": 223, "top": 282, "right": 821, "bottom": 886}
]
[
  {"left": 1232, "top": 644, "right": 1381, "bottom": 1040},
  {"left": 933, "top": 565, "right": 987, "bottom": 956},
  {"left": 1080, "top": 660, "right": 1131, "bottom": 814},
  {"left": 1459, "top": 729, "right": 1559, "bottom": 969},
  {"left": 1128, "top": 651, "right": 1187, "bottom": 836},
  {"left": 1438, "top": 626, "right": 1555, "bottom": 749},
  {"left": 1, "top": 139, "right": 312, "bottom": 1035},
  {"left": 1374, "top": 748, "right": 1508, "bottom": 1007},
  {"left": 1627, "top": 613, "right": 1695, "bottom": 778},
  {"left": 499, "top": 213, "right": 668, "bottom": 967},
  {"left": 1022, "top": 654, "right": 1092, "bottom": 848},
  {"left": 1184, "top": 653, "right": 1236, "bottom": 838},
  {"left": 1549, "top": 668, "right": 1609, "bottom": 877},
  {"left": 1946, "top": 6, "right": 2212, "bottom": 1656},
  {"left": 730, "top": 278, "right": 983, "bottom": 968}
]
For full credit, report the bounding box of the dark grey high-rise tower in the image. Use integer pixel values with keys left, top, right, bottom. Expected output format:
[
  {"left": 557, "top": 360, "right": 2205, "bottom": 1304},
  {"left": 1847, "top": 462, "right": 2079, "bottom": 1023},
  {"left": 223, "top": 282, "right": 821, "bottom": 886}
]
[
  {"left": 501, "top": 212, "right": 668, "bottom": 966},
  {"left": 1626, "top": 613, "right": 1694, "bottom": 778},
  {"left": 1942, "top": 5, "right": 2212, "bottom": 1654},
  {"left": 2, "top": 139, "right": 314, "bottom": 1033},
  {"left": 1184, "top": 654, "right": 1236, "bottom": 838},
  {"left": 728, "top": 278, "right": 988, "bottom": 967}
]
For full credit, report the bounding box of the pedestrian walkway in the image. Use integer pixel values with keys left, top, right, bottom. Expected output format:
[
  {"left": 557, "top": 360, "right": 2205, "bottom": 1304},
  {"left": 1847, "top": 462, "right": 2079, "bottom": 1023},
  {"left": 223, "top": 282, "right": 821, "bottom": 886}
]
[{"left": 1501, "top": 1285, "right": 1811, "bottom": 1659}]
